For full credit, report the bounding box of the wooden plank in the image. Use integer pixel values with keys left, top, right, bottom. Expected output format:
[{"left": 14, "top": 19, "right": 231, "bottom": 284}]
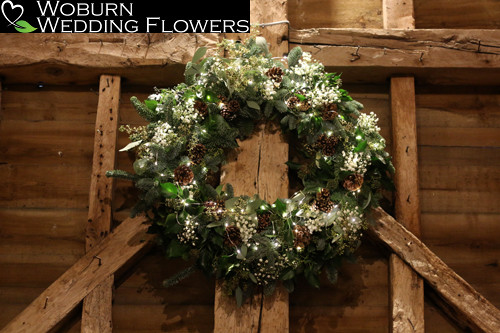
[
  {"left": 414, "top": 0, "right": 500, "bottom": 29},
  {"left": 288, "top": 0, "right": 383, "bottom": 29},
  {"left": 369, "top": 207, "right": 500, "bottom": 333},
  {"left": 0, "top": 216, "right": 152, "bottom": 333},
  {"left": 289, "top": 28, "right": 500, "bottom": 69},
  {"left": 391, "top": 77, "right": 421, "bottom": 236},
  {"left": 214, "top": 1, "right": 289, "bottom": 331},
  {"left": 82, "top": 75, "right": 121, "bottom": 333},
  {"left": 389, "top": 74, "right": 424, "bottom": 332},
  {"left": 383, "top": 0, "right": 415, "bottom": 29}
]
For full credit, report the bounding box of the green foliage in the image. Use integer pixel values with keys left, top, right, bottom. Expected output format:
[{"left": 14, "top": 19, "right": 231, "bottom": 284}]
[{"left": 109, "top": 35, "right": 394, "bottom": 306}]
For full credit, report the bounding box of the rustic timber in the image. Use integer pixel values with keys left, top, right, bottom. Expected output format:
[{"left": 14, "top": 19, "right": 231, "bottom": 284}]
[
  {"left": 82, "top": 75, "right": 121, "bottom": 332},
  {"left": 383, "top": 0, "right": 415, "bottom": 29},
  {"left": 0, "top": 216, "right": 152, "bottom": 333},
  {"left": 214, "top": 1, "right": 289, "bottom": 331},
  {"left": 369, "top": 207, "right": 500, "bottom": 333}
]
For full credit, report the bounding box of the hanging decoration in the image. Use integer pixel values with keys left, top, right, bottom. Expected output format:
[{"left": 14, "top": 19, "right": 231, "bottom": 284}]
[{"left": 108, "top": 34, "right": 394, "bottom": 306}]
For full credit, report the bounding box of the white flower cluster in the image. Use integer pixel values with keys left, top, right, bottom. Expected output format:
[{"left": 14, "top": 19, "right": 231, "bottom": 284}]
[
  {"left": 148, "top": 93, "right": 162, "bottom": 101},
  {"left": 341, "top": 150, "right": 370, "bottom": 174},
  {"left": 335, "top": 205, "right": 364, "bottom": 238},
  {"left": 292, "top": 52, "right": 324, "bottom": 81},
  {"left": 249, "top": 254, "right": 289, "bottom": 285},
  {"left": 357, "top": 112, "right": 381, "bottom": 134},
  {"left": 307, "top": 83, "right": 341, "bottom": 108},
  {"left": 261, "top": 79, "right": 277, "bottom": 100},
  {"left": 172, "top": 99, "right": 200, "bottom": 126},
  {"left": 234, "top": 215, "right": 257, "bottom": 245},
  {"left": 152, "top": 122, "right": 178, "bottom": 147},
  {"left": 178, "top": 218, "right": 199, "bottom": 246}
]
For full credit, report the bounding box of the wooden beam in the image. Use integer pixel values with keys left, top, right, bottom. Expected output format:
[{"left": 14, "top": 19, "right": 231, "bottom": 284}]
[
  {"left": 289, "top": 28, "right": 500, "bottom": 69},
  {"left": 81, "top": 75, "right": 121, "bottom": 332},
  {"left": 0, "top": 216, "right": 153, "bottom": 333},
  {"left": 383, "top": 0, "right": 415, "bottom": 29},
  {"left": 214, "top": 1, "right": 289, "bottom": 332},
  {"left": 369, "top": 207, "right": 500, "bottom": 333},
  {"left": 389, "top": 49, "right": 424, "bottom": 333}
]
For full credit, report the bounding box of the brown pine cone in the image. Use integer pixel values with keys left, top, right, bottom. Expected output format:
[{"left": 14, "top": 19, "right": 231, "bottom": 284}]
[
  {"left": 204, "top": 199, "right": 226, "bottom": 220},
  {"left": 224, "top": 225, "right": 242, "bottom": 247},
  {"left": 321, "top": 103, "right": 339, "bottom": 121},
  {"left": 343, "top": 174, "right": 364, "bottom": 192},
  {"left": 316, "top": 134, "right": 339, "bottom": 156},
  {"left": 314, "top": 188, "right": 334, "bottom": 213},
  {"left": 189, "top": 143, "right": 207, "bottom": 165},
  {"left": 220, "top": 99, "right": 240, "bottom": 121},
  {"left": 266, "top": 66, "right": 284, "bottom": 83},
  {"left": 293, "top": 225, "right": 312, "bottom": 249},
  {"left": 174, "top": 165, "right": 194, "bottom": 186},
  {"left": 194, "top": 100, "right": 208, "bottom": 117},
  {"left": 257, "top": 212, "right": 271, "bottom": 232},
  {"left": 286, "top": 96, "right": 300, "bottom": 109}
]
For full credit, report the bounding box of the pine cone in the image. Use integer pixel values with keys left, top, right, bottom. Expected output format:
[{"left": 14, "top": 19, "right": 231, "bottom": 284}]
[
  {"left": 194, "top": 100, "right": 208, "bottom": 117},
  {"left": 321, "top": 103, "right": 339, "bottom": 121},
  {"left": 315, "top": 134, "right": 339, "bottom": 156},
  {"left": 189, "top": 144, "right": 207, "bottom": 165},
  {"left": 266, "top": 67, "right": 284, "bottom": 83},
  {"left": 257, "top": 213, "right": 271, "bottom": 232},
  {"left": 343, "top": 174, "right": 364, "bottom": 192},
  {"left": 314, "top": 188, "right": 334, "bottom": 213},
  {"left": 204, "top": 199, "right": 226, "bottom": 220},
  {"left": 220, "top": 99, "right": 240, "bottom": 121},
  {"left": 293, "top": 225, "right": 312, "bottom": 249},
  {"left": 224, "top": 225, "right": 242, "bottom": 247},
  {"left": 286, "top": 96, "right": 300, "bottom": 109},
  {"left": 174, "top": 165, "right": 194, "bottom": 186}
]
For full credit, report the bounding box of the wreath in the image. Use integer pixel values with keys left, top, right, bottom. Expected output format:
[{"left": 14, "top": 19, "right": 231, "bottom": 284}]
[{"left": 108, "top": 35, "right": 394, "bottom": 306}]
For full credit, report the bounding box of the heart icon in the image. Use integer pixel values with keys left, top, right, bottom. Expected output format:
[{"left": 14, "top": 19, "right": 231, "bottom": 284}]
[{"left": 1, "top": 0, "right": 23, "bottom": 27}]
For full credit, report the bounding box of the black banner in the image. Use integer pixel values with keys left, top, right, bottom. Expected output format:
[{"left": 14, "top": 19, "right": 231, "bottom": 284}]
[{"left": 0, "top": 0, "right": 250, "bottom": 33}]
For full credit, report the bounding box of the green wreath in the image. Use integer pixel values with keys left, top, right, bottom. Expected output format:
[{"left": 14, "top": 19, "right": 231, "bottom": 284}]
[{"left": 108, "top": 35, "right": 394, "bottom": 305}]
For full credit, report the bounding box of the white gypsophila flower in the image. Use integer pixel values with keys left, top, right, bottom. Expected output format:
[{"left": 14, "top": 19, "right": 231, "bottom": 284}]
[
  {"left": 261, "top": 79, "right": 277, "bottom": 100},
  {"left": 172, "top": 98, "right": 200, "bottom": 126},
  {"left": 335, "top": 205, "right": 364, "bottom": 238},
  {"left": 234, "top": 215, "right": 257, "bottom": 245},
  {"left": 178, "top": 218, "right": 199, "bottom": 246},
  {"left": 152, "top": 122, "right": 178, "bottom": 147},
  {"left": 341, "top": 151, "right": 369, "bottom": 174},
  {"left": 148, "top": 93, "right": 162, "bottom": 101},
  {"left": 357, "top": 112, "right": 381, "bottom": 134},
  {"left": 291, "top": 52, "right": 324, "bottom": 82},
  {"left": 307, "top": 84, "right": 341, "bottom": 108}
]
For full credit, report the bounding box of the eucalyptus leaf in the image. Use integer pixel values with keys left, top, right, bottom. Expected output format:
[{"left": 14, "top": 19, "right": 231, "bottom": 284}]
[
  {"left": 192, "top": 47, "right": 207, "bottom": 63},
  {"left": 119, "top": 140, "right": 142, "bottom": 152}
]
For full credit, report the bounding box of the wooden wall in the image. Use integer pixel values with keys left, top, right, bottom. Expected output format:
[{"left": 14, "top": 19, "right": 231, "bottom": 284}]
[{"left": 0, "top": 0, "right": 499, "bottom": 332}]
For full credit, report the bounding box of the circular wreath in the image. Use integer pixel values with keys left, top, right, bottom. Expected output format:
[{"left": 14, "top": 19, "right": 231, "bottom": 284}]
[{"left": 108, "top": 35, "right": 394, "bottom": 305}]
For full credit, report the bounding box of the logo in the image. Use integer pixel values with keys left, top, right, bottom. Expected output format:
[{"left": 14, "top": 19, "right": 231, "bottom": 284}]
[{"left": 1, "top": 0, "right": 37, "bottom": 32}]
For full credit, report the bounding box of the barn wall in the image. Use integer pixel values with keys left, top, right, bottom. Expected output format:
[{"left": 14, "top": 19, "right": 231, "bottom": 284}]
[{"left": 0, "top": 0, "right": 499, "bottom": 332}]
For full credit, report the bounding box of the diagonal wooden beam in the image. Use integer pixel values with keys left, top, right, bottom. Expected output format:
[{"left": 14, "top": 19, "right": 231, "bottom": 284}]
[
  {"left": 0, "top": 216, "right": 153, "bottom": 333},
  {"left": 369, "top": 207, "right": 500, "bottom": 333},
  {"left": 82, "top": 75, "right": 121, "bottom": 332}
]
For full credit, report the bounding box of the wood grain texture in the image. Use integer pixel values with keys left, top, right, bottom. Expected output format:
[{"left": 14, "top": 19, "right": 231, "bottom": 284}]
[
  {"left": 215, "top": 1, "right": 289, "bottom": 331},
  {"left": 288, "top": 0, "right": 383, "bottom": 29},
  {"left": 389, "top": 75, "right": 424, "bottom": 333},
  {"left": 0, "top": 34, "right": 219, "bottom": 86},
  {"left": 414, "top": 0, "right": 500, "bottom": 29},
  {"left": 82, "top": 75, "right": 121, "bottom": 333},
  {"left": 369, "top": 207, "right": 500, "bottom": 333},
  {"left": 0, "top": 216, "right": 152, "bottom": 333},
  {"left": 383, "top": 0, "right": 415, "bottom": 29}
]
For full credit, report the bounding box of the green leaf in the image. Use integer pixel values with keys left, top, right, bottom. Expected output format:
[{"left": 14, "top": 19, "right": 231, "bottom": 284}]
[
  {"left": 281, "top": 269, "right": 295, "bottom": 280},
  {"left": 246, "top": 100, "right": 260, "bottom": 110},
  {"left": 207, "top": 220, "right": 223, "bottom": 228},
  {"left": 192, "top": 47, "right": 207, "bottom": 63},
  {"left": 287, "top": 47, "right": 303, "bottom": 67},
  {"left": 145, "top": 99, "right": 158, "bottom": 111},
  {"left": 160, "top": 182, "right": 178, "bottom": 198},
  {"left": 273, "top": 199, "right": 287, "bottom": 215},
  {"left": 248, "top": 272, "right": 258, "bottom": 284},
  {"left": 353, "top": 140, "right": 368, "bottom": 152},
  {"left": 215, "top": 184, "right": 224, "bottom": 195},
  {"left": 14, "top": 20, "right": 37, "bottom": 33},
  {"left": 119, "top": 140, "right": 142, "bottom": 152},
  {"left": 235, "top": 287, "right": 244, "bottom": 307}
]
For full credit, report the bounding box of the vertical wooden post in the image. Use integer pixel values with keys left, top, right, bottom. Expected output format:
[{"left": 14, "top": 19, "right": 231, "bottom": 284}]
[
  {"left": 81, "top": 75, "right": 121, "bottom": 333},
  {"left": 390, "top": 76, "right": 425, "bottom": 333},
  {"left": 214, "top": 1, "right": 289, "bottom": 332},
  {"left": 384, "top": 1, "right": 424, "bottom": 331},
  {"left": 383, "top": 0, "right": 415, "bottom": 29}
]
